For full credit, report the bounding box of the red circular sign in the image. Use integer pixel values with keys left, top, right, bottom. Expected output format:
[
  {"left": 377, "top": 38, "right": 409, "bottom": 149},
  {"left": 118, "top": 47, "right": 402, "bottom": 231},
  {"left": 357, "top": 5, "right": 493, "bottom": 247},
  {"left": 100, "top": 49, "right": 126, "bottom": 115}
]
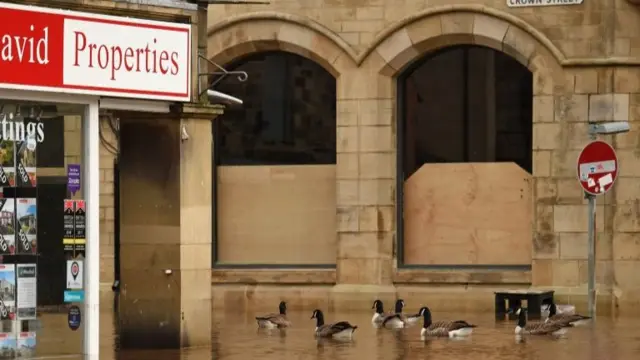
[{"left": 577, "top": 140, "right": 618, "bottom": 196}]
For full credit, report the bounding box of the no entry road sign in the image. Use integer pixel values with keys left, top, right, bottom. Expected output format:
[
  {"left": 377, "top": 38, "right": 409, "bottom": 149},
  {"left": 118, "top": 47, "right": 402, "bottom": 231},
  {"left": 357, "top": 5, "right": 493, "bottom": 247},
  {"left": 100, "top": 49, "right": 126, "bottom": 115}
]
[{"left": 577, "top": 140, "right": 618, "bottom": 196}]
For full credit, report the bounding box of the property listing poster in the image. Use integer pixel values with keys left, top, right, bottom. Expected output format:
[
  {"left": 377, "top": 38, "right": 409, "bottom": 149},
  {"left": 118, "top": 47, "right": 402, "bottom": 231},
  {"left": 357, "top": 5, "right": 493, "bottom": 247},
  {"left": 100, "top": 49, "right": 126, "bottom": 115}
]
[
  {"left": 0, "top": 198, "right": 15, "bottom": 255},
  {"left": 0, "top": 332, "right": 16, "bottom": 358},
  {"left": 16, "top": 199, "right": 36, "bottom": 255},
  {"left": 16, "top": 332, "right": 35, "bottom": 358},
  {"left": 15, "top": 120, "right": 37, "bottom": 188},
  {"left": 16, "top": 264, "right": 36, "bottom": 320},
  {"left": 0, "top": 264, "right": 16, "bottom": 321},
  {"left": 0, "top": 114, "right": 15, "bottom": 188}
]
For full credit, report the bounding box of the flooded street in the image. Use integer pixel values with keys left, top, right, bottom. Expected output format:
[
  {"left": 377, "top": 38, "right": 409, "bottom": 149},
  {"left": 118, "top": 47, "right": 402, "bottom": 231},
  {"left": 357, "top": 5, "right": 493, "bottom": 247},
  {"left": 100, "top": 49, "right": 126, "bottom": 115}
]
[
  {"left": 32, "top": 309, "right": 640, "bottom": 360},
  {"left": 207, "top": 311, "right": 639, "bottom": 360}
]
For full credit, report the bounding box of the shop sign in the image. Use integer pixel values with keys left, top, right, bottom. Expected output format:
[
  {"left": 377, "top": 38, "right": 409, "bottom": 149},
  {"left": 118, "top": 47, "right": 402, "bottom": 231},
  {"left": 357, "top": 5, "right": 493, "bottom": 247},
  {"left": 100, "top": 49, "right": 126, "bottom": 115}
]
[
  {"left": 507, "top": 0, "right": 583, "bottom": 7},
  {"left": 0, "top": 3, "right": 191, "bottom": 102}
]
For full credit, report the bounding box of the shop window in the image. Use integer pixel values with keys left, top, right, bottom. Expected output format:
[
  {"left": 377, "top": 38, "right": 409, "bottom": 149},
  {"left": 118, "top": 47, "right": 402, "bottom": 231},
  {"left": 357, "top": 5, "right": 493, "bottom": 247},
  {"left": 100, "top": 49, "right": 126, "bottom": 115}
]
[
  {"left": 214, "top": 51, "right": 337, "bottom": 165},
  {"left": 36, "top": 117, "right": 64, "bottom": 168},
  {"left": 0, "top": 101, "right": 85, "bottom": 316}
]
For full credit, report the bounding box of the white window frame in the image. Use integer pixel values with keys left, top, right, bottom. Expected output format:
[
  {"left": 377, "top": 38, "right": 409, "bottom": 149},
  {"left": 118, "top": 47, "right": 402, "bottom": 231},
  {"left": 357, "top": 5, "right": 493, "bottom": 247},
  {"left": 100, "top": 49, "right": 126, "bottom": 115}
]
[{"left": 0, "top": 88, "right": 100, "bottom": 357}]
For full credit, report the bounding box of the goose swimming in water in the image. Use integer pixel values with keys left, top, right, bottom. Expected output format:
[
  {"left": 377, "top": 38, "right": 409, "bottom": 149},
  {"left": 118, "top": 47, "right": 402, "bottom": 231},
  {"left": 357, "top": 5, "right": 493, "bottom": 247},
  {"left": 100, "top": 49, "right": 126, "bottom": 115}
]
[
  {"left": 255, "top": 301, "right": 291, "bottom": 329},
  {"left": 545, "top": 303, "right": 591, "bottom": 327},
  {"left": 418, "top": 306, "right": 477, "bottom": 338},
  {"left": 371, "top": 299, "right": 388, "bottom": 326},
  {"left": 378, "top": 300, "right": 408, "bottom": 329},
  {"left": 514, "top": 307, "right": 566, "bottom": 336},
  {"left": 311, "top": 309, "right": 358, "bottom": 339},
  {"left": 394, "top": 299, "right": 421, "bottom": 327}
]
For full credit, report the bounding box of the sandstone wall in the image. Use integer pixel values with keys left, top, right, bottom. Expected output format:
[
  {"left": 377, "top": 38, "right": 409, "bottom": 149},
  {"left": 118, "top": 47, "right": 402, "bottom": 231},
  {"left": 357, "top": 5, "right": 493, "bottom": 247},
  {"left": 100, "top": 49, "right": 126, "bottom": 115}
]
[{"left": 207, "top": 0, "right": 640, "bottom": 314}]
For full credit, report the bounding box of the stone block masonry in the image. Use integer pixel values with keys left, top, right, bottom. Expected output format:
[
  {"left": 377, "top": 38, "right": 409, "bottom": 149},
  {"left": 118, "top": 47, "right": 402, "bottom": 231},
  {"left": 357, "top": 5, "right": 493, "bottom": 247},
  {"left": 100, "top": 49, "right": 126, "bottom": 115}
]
[{"left": 207, "top": 0, "right": 640, "bottom": 315}]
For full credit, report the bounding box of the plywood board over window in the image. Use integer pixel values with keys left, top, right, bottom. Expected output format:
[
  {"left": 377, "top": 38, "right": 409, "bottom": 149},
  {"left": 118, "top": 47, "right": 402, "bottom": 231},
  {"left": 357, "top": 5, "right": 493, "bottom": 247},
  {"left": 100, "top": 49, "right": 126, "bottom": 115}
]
[
  {"left": 216, "top": 165, "right": 337, "bottom": 265},
  {"left": 403, "top": 163, "right": 532, "bottom": 266}
]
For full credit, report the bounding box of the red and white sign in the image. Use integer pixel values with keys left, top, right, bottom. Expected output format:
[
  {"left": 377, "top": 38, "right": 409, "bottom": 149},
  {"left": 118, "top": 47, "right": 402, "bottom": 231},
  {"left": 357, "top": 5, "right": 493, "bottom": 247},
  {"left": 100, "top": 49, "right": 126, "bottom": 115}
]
[
  {"left": 0, "top": 3, "right": 191, "bottom": 101},
  {"left": 577, "top": 140, "right": 618, "bottom": 196}
]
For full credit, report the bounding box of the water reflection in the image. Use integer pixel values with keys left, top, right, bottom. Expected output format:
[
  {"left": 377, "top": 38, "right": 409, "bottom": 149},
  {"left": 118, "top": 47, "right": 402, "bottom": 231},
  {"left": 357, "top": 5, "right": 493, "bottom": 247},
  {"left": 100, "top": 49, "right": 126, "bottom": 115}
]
[{"left": 25, "top": 309, "right": 640, "bottom": 359}]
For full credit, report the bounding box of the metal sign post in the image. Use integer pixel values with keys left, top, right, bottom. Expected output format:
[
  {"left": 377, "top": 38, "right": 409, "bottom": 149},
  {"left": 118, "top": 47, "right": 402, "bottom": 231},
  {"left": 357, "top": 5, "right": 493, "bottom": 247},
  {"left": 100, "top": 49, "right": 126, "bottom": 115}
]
[{"left": 577, "top": 138, "right": 619, "bottom": 318}]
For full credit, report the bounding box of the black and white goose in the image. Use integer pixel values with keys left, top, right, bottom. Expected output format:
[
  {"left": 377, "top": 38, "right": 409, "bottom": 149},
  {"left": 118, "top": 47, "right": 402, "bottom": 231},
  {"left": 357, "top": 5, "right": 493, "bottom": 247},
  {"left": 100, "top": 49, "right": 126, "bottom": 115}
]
[
  {"left": 311, "top": 309, "right": 358, "bottom": 339},
  {"left": 545, "top": 303, "right": 591, "bottom": 327},
  {"left": 514, "top": 307, "right": 566, "bottom": 336},
  {"left": 395, "top": 299, "right": 421, "bottom": 327},
  {"left": 255, "top": 301, "right": 291, "bottom": 329},
  {"left": 379, "top": 299, "right": 409, "bottom": 329},
  {"left": 371, "top": 299, "right": 387, "bottom": 326},
  {"left": 418, "top": 306, "right": 477, "bottom": 338}
]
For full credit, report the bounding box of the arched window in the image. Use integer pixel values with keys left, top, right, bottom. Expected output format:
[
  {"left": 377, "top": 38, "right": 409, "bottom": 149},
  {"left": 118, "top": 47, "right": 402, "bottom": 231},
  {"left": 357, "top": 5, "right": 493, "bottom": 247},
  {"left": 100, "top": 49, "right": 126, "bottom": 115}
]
[
  {"left": 398, "top": 45, "right": 533, "bottom": 269},
  {"left": 213, "top": 51, "right": 338, "bottom": 267}
]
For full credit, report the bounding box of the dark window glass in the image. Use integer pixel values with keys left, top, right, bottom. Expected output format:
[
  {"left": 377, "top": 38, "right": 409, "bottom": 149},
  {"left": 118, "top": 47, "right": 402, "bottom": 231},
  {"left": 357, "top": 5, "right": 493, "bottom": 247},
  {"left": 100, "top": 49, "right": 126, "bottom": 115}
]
[
  {"left": 36, "top": 116, "right": 64, "bottom": 168},
  {"left": 401, "top": 45, "right": 533, "bottom": 179},
  {"left": 214, "top": 51, "right": 337, "bottom": 165}
]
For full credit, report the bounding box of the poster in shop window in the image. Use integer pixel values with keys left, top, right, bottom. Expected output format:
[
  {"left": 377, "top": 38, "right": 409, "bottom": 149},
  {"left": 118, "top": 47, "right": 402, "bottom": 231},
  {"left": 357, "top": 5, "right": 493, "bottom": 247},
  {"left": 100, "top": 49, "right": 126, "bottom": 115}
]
[
  {"left": 0, "top": 332, "right": 16, "bottom": 358},
  {"left": 16, "top": 199, "right": 36, "bottom": 255},
  {"left": 0, "top": 264, "right": 16, "bottom": 321},
  {"left": 0, "top": 198, "right": 15, "bottom": 255},
  {"left": 15, "top": 120, "right": 37, "bottom": 188},
  {"left": 16, "top": 264, "right": 36, "bottom": 320},
  {"left": 16, "top": 332, "right": 35, "bottom": 358},
  {"left": 0, "top": 114, "right": 15, "bottom": 187}
]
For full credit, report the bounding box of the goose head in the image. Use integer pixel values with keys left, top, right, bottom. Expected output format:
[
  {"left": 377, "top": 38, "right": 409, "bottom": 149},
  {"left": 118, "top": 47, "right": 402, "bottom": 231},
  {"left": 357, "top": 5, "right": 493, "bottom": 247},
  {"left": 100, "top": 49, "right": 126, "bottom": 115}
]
[
  {"left": 310, "top": 309, "right": 325, "bottom": 327},
  {"left": 395, "top": 299, "right": 405, "bottom": 313},
  {"left": 278, "top": 301, "right": 287, "bottom": 315},
  {"left": 515, "top": 307, "right": 527, "bottom": 327},
  {"left": 372, "top": 299, "right": 384, "bottom": 314},
  {"left": 418, "top": 306, "right": 432, "bottom": 327},
  {"left": 548, "top": 303, "right": 557, "bottom": 317}
]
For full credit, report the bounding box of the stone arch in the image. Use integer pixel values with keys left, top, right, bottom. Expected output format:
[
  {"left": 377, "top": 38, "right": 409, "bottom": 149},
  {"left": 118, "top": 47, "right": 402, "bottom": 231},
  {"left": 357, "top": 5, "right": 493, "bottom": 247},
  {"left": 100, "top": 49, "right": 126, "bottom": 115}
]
[
  {"left": 365, "top": 6, "right": 567, "bottom": 95},
  {"left": 207, "top": 12, "right": 357, "bottom": 77}
]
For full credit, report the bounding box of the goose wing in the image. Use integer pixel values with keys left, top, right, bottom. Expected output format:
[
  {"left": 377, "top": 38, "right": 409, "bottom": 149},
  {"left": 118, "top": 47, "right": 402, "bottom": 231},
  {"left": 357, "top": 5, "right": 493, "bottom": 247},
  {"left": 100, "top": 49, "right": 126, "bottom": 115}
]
[
  {"left": 525, "top": 321, "right": 564, "bottom": 335},
  {"left": 423, "top": 325, "right": 450, "bottom": 337},
  {"left": 255, "top": 313, "right": 279, "bottom": 321},
  {"left": 267, "top": 314, "right": 292, "bottom": 327},
  {"left": 381, "top": 313, "right": 403, "bottom": 326},
  {"left": 447, "top": 320, "right": 476, "bottom": 331},
  {"left": 552, "top": 313, "right": 589, "bottom": 323},
  {"left": 429, "top": 320, "right": 452, "bottom": 328},
  {"left": 316, "top": 321, "right": 356, "bottom": 337}
]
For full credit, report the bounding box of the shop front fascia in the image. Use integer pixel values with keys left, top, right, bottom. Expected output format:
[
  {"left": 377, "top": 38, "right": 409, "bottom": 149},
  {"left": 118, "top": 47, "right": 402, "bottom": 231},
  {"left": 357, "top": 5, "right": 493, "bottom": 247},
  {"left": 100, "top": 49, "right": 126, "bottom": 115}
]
[{"left": 0, "top": 1, "right": 219, "bottom": 355}]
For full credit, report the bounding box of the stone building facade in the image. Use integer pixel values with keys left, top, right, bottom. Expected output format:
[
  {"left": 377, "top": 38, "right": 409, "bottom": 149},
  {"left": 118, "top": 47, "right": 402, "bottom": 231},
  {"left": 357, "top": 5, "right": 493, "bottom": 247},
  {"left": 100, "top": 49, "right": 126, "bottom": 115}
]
[{"left": 207, "top": 0, "right": 640, "bottom": 315}]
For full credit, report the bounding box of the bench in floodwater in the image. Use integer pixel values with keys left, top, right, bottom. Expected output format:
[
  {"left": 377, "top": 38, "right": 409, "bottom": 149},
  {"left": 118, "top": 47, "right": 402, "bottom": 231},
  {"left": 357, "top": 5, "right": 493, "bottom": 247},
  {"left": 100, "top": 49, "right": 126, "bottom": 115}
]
[{"left": 494, "top": 289, "right": 554, "bottom": 320}]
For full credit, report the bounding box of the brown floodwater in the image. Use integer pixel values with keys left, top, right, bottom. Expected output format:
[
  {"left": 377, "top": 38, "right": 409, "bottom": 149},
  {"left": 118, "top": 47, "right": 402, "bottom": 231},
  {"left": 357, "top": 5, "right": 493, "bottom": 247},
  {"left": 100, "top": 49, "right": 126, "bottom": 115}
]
[{"left": 24, "top": 310, "right": 640, "bottom": 360}]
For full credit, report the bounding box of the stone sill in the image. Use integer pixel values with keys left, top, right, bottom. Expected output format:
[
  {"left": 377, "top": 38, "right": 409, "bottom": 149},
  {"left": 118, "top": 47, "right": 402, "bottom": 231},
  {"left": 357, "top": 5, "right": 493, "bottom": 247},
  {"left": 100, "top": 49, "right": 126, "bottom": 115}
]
[
  {"left": 212, "top": 268, "right": 337, "bottom": 284},
  {"left": 211, "top": 268, "right": 531, "bottom": 285},
  {"left": 393, "top": 268, "right": 532, "bottom": 284}
]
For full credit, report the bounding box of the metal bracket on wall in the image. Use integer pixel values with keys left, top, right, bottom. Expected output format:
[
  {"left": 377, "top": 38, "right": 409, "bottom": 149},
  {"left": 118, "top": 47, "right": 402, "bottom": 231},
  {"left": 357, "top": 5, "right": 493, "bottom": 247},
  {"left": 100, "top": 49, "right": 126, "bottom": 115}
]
[{"left": 197, "top": 54, "right": 248, "bottom": 98}]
